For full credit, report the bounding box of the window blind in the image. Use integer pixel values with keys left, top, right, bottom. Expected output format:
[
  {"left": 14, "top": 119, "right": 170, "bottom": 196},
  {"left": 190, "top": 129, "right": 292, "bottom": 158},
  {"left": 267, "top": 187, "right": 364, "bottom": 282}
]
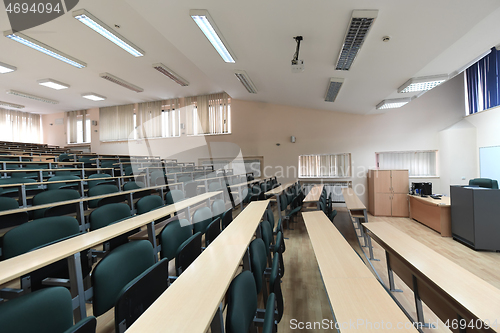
[
  {"left": 0, "top": 108, "right": 41, "bottom": 143},
  {"left": 376, "top": 151, "right": 437, "bottom": 177},
  {"left": 99, "top": 104, "right": 135, "bottom": 141},
  {"left": 187, "top": 92, "right": 230, "bottom": 135},
  {"left": 162, "top": 98, "right": 180, "bottom": 138},
  {"left": 299, "top": 153, "right": 351, "bottom": 178},
  {"left": 67, "top": 110, "right": 87, "bottom": 143},
  {"left": 137, "top": 101, "right": 162, "bottom": 139}
]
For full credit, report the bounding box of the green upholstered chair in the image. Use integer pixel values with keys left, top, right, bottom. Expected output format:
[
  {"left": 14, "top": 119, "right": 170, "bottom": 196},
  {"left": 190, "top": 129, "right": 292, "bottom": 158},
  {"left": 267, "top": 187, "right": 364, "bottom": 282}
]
[
  {"left": 269, "top": 254, "right": 284, "bottom": 324},
  {"left": 0, "top": 178, "right": 39, "bottom": 197},
  {"left": 225, "top": 271, "right": 276, "bottom": 333},
  {"left": 209, "top": 182, "right": 223, "bottom": 192},
  {"left": 114, "top": 258, "right": 169, "bottom": 333},
  {"left": 88, "top": 173, "right": 115, "bottom": 189},
  {"left": 0, "top": 197, "right": 28, "bottom": 229},
  {"left": 204, "top": 217, "right": 221, "bottom": 247},
  {"left": 136, "top": 195, "right": 163, "bottom": 215},
  {"left": 164, "top": 191, "right": 185, "bottom": 214},
  {"left": 88, "top": 185, "right": 122, "bottom": 208},
  {"left": 58, "top": 153, "right": 72, "bottom": 162},
  {"left": 150, "top": 170, "right": 165, "bottom": 186},
  {"left": 47, "top": 175, "right": 80, "bottom": 191},
  {"left": 178, "top": 175, "right": 192, "bottom": 183},
  {"left": 32, "top": 189, "right": 80, "bottom": 219},
  {"left": 221, "top": 209, "right": 233, "bottom": 230},
  {"left": 2, "top": 216, "right": 80, "bottom": 259},
  {"left": 469, "top": 178, "right": 499, "bottom": 189},
  {"left": 91, "top": 240, "right": 156, "bottom": 317},
  {"left": 100, "top": 160, "right": 117, "bottom": 168},
  {"left": 159, "top": 218, "right": 192, "bottom": 262},
  {"left": 211, "top": 199, "right": 226, "bottom": 222},
  {"left": 329, "top": 209, "right": 338, "bottom": 222},
  {"left": 124, "top": 166, "right": 133, "bottom": 176},
  {"left": 175, "top": 232, "right": 202, "bottom": 276},
  {"left": 260, "top": 221, "right": 274, "bottom": 266},
  {"left": 89, "top": 203, "right": 131, "bottom": 231},
  {"left": 249, "top": 238, "right": 269, "bottom": 298},
  {"left": 123, "top": 181, "right": 145, "bottom": 191},
  {"left": 0, "top": 286, "right": 96, "bottom": 333},
  {"left": 184, "top": 181, "right": 199, "bottom": 198},
  {"left": 192, "top": 206, "right": 213, "bottom": 235}
]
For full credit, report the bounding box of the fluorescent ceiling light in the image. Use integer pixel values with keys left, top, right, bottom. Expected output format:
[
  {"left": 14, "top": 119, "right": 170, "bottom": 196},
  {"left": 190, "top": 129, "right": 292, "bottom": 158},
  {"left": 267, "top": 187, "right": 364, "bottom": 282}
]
[
  {"left": 82, "top": 93, "right": 106, "bottom": 101},
  {"left": 99, "top": 72, "right": 143, "bottom": 92},
  {"left": 190, "top": 9, "right": 236, "bottom": 63},
  {"left": 152, "top": 63, "right": 189, "bottom": 86},
  {"left": 0, "top": 100, "right": 24, "bottom": 109},
  {"left": 335, "top": 10, "right": 378, "bottom": 71},
  {"left": 37, "top": 78, "right": 70, "bottom": 90},
  {"left": 376, "top": 98, "right": 412, "bottom": 110},
  {"left": 73, "top": 9, "right": 144, "bottom": 57},
  {"left": 234, "top": 70, "right": 257, "bottom": 93},
  {"left": 6, "top": 90, "right": 59, "bottom": 104},
  {"left": 4, "top": 30, "right": 86, "bottom": 68},
  {"left": 325, "top": 77, "right": 344, "bottom": 102},
  {"left": 0, "top": 61, "right": 16, "bottom": 74},
  {"left": 398, "top": 75, "right": 448, "bottom": 93}
]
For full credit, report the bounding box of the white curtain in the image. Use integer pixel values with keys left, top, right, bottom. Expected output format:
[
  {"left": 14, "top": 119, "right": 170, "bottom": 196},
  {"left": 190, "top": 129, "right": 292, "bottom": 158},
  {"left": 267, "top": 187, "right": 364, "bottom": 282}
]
[
  {"left": 99, "top": 104, "right": 135, "bottom": 141},
  {"left": 162, "top": 98, "right": 180, "bottom": 137},
  {"left": 137, "top": 101, "right": 162, "bottom": 138},
  {"left": 299, "top": 153, "right": 351, "bottom": 178},
  {"left": 377, "top": 151, "right": 437, "bottom": 177},
  {"left": 67, "top": 110, "right": 87, "bottom": 143},
  {"left": 0, "top": 108, "right": 41, "bottom": 143},
  {"left": 186, "top": 92, "right": 230, "bottom": 135}
]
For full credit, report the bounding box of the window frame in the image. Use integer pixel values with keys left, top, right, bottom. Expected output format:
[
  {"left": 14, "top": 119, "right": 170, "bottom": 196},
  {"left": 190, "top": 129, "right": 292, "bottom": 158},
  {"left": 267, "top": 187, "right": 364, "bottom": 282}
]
[{"left": 375, "top": 150, "right": 439, "bottom": 178}]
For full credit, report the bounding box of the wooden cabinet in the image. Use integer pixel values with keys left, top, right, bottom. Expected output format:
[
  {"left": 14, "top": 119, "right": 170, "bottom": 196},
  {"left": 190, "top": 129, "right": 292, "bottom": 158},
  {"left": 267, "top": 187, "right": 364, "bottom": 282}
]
[{"left": 368, "top": 170, "right": 409, "bottom": 217}]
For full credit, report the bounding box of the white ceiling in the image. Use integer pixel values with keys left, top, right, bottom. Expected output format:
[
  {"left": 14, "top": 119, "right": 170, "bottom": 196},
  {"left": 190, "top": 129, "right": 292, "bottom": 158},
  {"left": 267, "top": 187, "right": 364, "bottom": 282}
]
[{"left": 1, "top": 0, "right": 500, "bottom": 115}]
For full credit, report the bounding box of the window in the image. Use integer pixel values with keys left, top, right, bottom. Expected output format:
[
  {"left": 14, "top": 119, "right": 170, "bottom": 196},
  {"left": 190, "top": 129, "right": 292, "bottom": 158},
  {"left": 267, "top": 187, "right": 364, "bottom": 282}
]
[
  {"left": 75, "top": 117, "right": 91, "bottom": 143},
  {"left": 376, "top": 151, "right": 437, "bottom": 177},
  {"left": 187, "top": 92, "right": 231, "bottom": 136},
  {"left": 299, "top": 153, "right": 351, "bottom": 178},
  {"left": 0, "top": 109, "right": 41, "bottom": 143},
  {"left": 99, "top": 104, "right": 135, "bottom": 141},
  {"left": 161, "top": 109, "right": 180, "bottom": 138}
]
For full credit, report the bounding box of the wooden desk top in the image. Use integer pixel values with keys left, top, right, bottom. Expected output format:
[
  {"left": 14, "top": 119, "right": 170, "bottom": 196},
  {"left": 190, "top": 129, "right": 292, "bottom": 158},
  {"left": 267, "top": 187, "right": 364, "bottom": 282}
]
[
  {"left": 126, "top": 200, "right": 269, "bottom": 333},
  {"left": 364, "top": 222, "right": 500, "bottom": 329},
  {"left": 0, "top": 175, "right": 139, "bottom": 188},
  {"left": 342, "top": 188, "right": 366, "bottom": 211},
  {"left": 408, "top": 194, "right": 451, "bottom": 206},
  {"left": 2, "top": 167, "right": 113, "bottom": 173},
  {"left": 264, "top": 183, "right": 294, "bottom": 196},
  {"left": 228, "top": 178, "right": 263, "bottom": 189},
  {"left": 303, "top": 184, "right": 324, "bottom": 203},
  {"left": 0, "top": 191, "right": 222, "bottom": 285},
  {"left": 303, "top": 211, "right": 372, "bottom": 278},
  {"left": 303, "top": 211, "right": 416, "bottom": 332},
  {"left": 0, "top": 161, "right": 84, "bottom": 165}
]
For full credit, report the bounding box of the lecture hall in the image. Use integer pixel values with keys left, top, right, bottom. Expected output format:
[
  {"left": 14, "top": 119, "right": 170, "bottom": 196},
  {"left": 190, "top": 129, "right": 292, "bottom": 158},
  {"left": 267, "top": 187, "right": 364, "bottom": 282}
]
[{"left": 1, "top": 1, "right": 500, "bottom": 332}]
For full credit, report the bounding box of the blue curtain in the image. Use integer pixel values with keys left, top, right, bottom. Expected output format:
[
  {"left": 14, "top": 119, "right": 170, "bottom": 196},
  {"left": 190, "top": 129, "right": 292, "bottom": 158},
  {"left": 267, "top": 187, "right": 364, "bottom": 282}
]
[{"left": 466, "top": 47, "right": 500, "bottom": 114}]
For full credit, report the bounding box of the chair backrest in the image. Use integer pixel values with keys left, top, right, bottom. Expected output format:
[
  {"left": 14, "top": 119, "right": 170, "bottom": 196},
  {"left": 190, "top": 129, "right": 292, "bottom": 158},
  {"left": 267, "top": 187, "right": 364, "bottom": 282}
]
[
  {"left": 151, "top": 170, "right": 165, "bottom": 185},
  {"left": 47, "top": 175, "right": 80, "bottom": 190},
  {"left": 92, "top": 240, "right": 155, "bottom": 317},
  {"left": 249, "top": 238, "right": 268, "bottom": 293},
  {"left": 468, "top": 178, "right": 499, "bottom": 189},
  {"left": 270, "top": 254, "right": 284, "bottom": 323},
  {"left": 165, "top": 190, "right": 185, "bottom": 205},
  {"left": 184, "top": 181, "right": 198, "bottom": 198},
  {"left": 209, "top": 182, "right": 222, "bottom": 192},
  {"left": 192, "top": 206, "right": 213, "bottom": 234},
  {"left": 205, "top": 217, "right": 221, "bottom": 247},
  {"left": 123, "top": 181, "right": 144, "bottom": 191},
  {"left": 211, "top": 199, "right": 226, "bottom": 220},
  {"left": 0, "top": 286, "right": 96, "bottom": 333},
  {"left": 221, "top": 209, "right": 233, "bottom": 229},
  {"left": 159, "top": 219, "right": 192, "bottom": 261},
  {"left": 114, "top": 259, "right": 169, "bottom": 333},
  {"left": 88, "top": 185, "right": 120, "bottom": 208},
  {"left": 2, "top": 216, "right": 80, "bottom": 259},
  {"left": 136, "top": 195, "right": 163, "bottom": 215},
  {"left": 225, "top": 270, "right": 258, "bottom": 333},
  {"left": 329, "top": 209, "right": 338, "bottom": 222},
  {"left": 175, "top": 232, "right": 202, "bottom": 276},
  {"left": 266, "top": 209, "right": 275, "bottom": 231},
  {"left": 178, "top": 176, "right": 192, "bottom": 183},
  {"left": 279, "top": 192, "right": 288, "bottom": 212},
  {"left": 0, "top": 197, "right": 28, "bottom": 229},
  {"left": 88, "top": 173, "right": 113, "bottom": 189},
  {"left": 89, "top": 203, "right": 131, "bottom": 231},
  {"left": 260, "top": 222, "right": 273, "bottom": 257},
  {"left": 32, "top": 189, "right": 80, "bottom": 219}
]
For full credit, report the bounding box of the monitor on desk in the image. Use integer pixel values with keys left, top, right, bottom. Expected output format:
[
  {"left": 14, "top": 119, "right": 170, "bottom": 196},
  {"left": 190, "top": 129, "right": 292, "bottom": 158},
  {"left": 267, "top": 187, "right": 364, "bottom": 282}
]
[{"left": 412, "top": 182, "right": 432, "bottom": 196}]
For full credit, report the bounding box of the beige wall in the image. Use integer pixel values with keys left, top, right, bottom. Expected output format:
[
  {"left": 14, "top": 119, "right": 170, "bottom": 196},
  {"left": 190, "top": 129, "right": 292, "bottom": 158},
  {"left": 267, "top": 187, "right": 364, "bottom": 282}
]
[{"left": 41, "top": 74, "right": 467, "bottom": 204}]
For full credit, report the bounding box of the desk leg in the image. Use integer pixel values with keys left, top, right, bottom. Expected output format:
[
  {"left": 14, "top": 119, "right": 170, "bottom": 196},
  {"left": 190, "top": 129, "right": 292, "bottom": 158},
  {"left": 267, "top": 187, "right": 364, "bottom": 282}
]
[
  {"left": 68, "top": 253, "right": 86, "bottom": 322},
  {"left": 210, "top": 303, "right": 225, "bottom": 333},
  {"left": 147, "top": 222, "right": 159, "bottom": 263},
  {"left": 238, "top": 186, "right": 243, "bottom": 212},
  {"left": 385, "top": 252, "right": 402, "bottom": 292},
  {"left": 412, "top": 275, "right": 433, "bottom": 328},
  {"left": 19, "top": 185, "right": 27, "bottom": 207},
  {"left": 365, "top": 234, "right": 380, "bottom": 261},
  {"left": 77, "top": 202, "right": 86, "bottom": 232}
]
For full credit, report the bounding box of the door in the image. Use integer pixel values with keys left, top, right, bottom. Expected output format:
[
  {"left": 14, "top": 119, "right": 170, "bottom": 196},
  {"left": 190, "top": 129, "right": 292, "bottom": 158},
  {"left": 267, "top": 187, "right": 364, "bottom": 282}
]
[
  {"left": 391, "top": 170, "right": 409, "bottom": 193},
  {"left": 391, "top": 193, "right": 409, "bottom": 217},
  {"left": 375, "top": 193, "right": 392, "bottom": 216}
]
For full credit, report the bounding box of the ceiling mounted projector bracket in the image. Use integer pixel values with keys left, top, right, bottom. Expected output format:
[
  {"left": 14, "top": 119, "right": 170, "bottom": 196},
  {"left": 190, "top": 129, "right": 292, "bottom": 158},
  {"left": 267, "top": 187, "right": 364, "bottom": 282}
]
[{"left": 291, "top": 36, "right": 304, "bottom": 73}]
